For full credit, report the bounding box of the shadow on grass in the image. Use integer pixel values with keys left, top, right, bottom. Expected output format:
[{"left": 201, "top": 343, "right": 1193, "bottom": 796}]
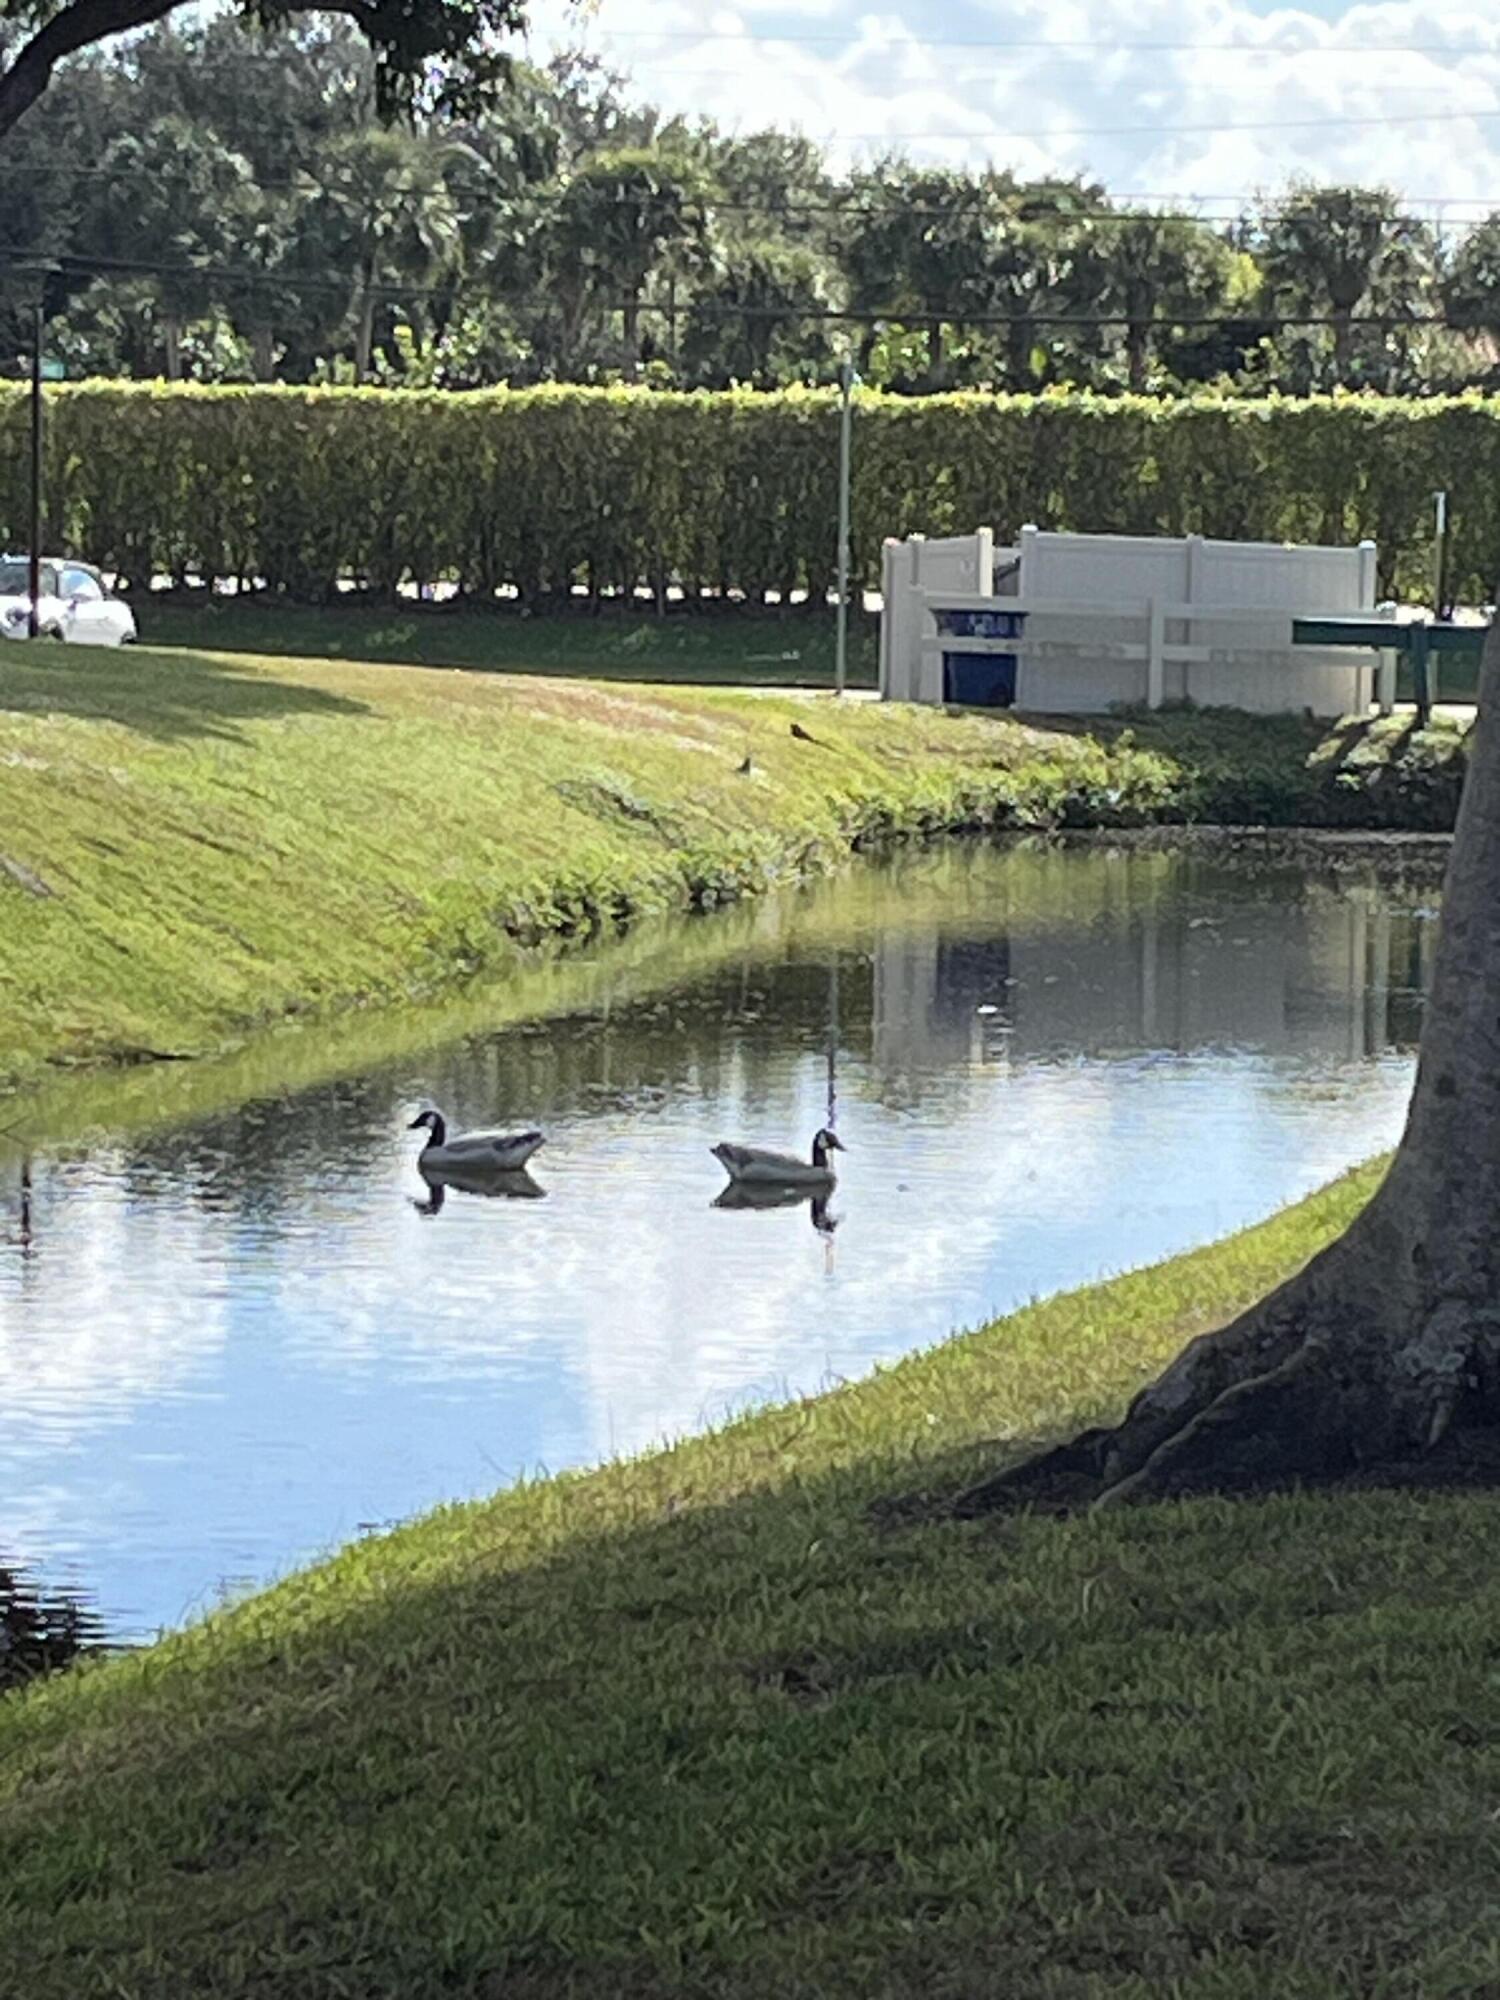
[
  {"left": 134, "top": 597, "right": 882, "bottom": 689},
  {"left": 2, "top": 1405, "right": 1497, "bottom": 1999},
  {"left": 0, "top": 644, "right": 369, "bottom": 743}
]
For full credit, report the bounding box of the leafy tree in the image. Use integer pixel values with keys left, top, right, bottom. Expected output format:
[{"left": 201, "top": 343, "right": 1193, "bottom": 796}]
[
  {"left": 978, "top": 175, "right": 1103, "bottom": 389},
  {"left": 0, "top": 0, "right": 527, "bottom": 148},
  {"left": 1258, "top": 185, "right": 1437, "bottom": 385},
  {"left": 306, "top": 127, "right": 466, "bottom": 380},
  {"left": 543, "top": 146, "right": 708, "bottom": 364},
  {"left": 843, "top": 164, "right": 992, "bottom": 385},
  {"left": 681, "top": 238, "right": 839, "bottom": 388},
  {"left": 1084, "top": 213, "right": 1235, "bottom": 391},
  {"left": 90, "top": 114, "right": 254, "bottom": 377},
  {"left": 121, "top": 17, "right": 374, "bottom": 182},
  {"left": 1442, "top": 213, "right": 1500, "bottom": 373},
  {"left": 708, "top": 129, "right": 831, "bottom": 241}
]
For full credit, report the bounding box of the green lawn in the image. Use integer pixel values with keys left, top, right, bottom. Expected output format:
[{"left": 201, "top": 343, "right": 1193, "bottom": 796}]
[
  {"left": 135, "top": 594, "right": 883, "bottom": 686},
  {"left": 0, "top": 639, "right": 1467, "bottom": 1096},
  {"left": 10, "top": 1157, "right": 1500, "bottom": 1997}
]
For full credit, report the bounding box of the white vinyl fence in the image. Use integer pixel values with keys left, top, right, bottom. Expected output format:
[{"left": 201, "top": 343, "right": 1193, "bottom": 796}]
[{"left": 880, "top": 526, "right": 1394, "bottom": 719}]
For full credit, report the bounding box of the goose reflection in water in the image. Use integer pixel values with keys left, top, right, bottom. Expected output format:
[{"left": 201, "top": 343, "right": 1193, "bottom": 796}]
[
  {"left": 412, "top": 1168, "right": 547, "bottom": 1216},
  {"left": 713, "top": 1181, "right": 839, "bottom": 1238}
]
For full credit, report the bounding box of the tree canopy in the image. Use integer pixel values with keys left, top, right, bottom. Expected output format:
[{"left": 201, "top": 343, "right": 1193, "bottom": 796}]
[
  {"left": 0, "top": 0, "right": 527, "bottom": 143},
  {"left": 2, "top": 16, "right": 1497, "bottom": 396}
]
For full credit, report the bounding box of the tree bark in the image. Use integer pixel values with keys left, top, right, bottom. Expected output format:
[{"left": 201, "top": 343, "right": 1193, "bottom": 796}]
[
  {"left": 353, "top": 262, "right": 377, "bottom": 384},
  {"left": 1126, "top": 321, "right": 1149, "bottom": 393},
  {"left": 958, "top": 619, "right": 1500, "bottom": 1514},
  {"left": 252, "top": 325, "right": 275, "bottom": 384},
  {"left": 162, "top": 315, "right": 183, "bottom": 382},
  {"left": 1333, "top": 311, "right": 1354, "bottom": 383}
]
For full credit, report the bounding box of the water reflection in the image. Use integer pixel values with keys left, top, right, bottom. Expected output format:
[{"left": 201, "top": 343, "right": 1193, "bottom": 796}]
[
  {"left": 414, "top": 1169, "right": 548, "bottom": 1215},
  {"left": 0, "top": 1561, "right": 103, "bottom": 1691},
  {"left": 713, "top": 1183, "right": 840, "bottom": 1237},
  {"left": 0, "top": 844, "right": 1437, "bottom": 1640}
]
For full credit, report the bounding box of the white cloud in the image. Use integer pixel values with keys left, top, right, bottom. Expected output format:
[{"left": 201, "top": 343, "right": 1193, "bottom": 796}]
[{"left": 531, "top": 0, "right": 1500, "bottom": 211}]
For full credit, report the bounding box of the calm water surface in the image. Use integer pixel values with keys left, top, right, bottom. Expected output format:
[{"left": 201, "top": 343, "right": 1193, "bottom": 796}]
[{"left": 0, "top": 844, "right": 1436, "bottom": 1641}]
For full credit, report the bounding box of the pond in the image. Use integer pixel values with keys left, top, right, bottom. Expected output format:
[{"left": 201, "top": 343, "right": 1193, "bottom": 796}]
[{"left": 0, "top": 841, "right": 1437, "bottom": 1644}]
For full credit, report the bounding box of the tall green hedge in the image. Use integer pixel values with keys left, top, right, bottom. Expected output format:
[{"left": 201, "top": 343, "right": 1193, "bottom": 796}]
[{"left": 0, "top": 383, "right": 1493, "bottom": 605}]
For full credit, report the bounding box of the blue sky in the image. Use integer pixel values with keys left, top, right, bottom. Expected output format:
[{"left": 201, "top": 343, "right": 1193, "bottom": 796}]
[{"left": 526, "top": 1, "right": 1500, "bottom": 214}]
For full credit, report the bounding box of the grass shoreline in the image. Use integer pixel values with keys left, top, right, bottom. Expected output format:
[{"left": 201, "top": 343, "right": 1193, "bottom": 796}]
[
  {"left": 0, "top": 639, "right": 1469, "bottom": 1100},
  {"left": 20, "top": 1155, "right": 1500, "bottom": 1998}
]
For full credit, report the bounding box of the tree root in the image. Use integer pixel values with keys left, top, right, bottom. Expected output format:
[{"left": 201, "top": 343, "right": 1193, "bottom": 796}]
[{"left": 1092, "top": 1338, "right": 1329, "bottom": 1509}]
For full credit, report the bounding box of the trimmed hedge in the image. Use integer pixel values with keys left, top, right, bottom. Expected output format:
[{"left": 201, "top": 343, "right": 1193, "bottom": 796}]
[{"left": 0, "top": 382, "right": 1494, "bottom": 605}]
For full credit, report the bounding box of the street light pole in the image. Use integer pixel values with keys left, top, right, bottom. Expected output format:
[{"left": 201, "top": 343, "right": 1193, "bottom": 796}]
[
  {"left": 834, "top": 359, "right": 856, "bottom": 697},
  {"left": 28, "top": 295, "right": 42, "bottom": 640}
]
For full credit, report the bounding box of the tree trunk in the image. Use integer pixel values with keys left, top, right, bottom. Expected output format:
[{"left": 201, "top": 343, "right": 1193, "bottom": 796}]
[
  {"left": 162, "top": 315, "right": 183, "bottom": 383},
  {"left": 1126, "top": 321, "right": 1149, "bottom": 393},
  {"left": 353, "top": 261, "right": 377, "bottom": 384},
  {"left": 927, "top": 319, "right": 945, "bottom": 387},
  {"left": 1333, "top": 311, "right": 1354, "bottom": 384},
  {"left": 623, "top": 288, "right": 640, "bottom": 358},
  {"left": 958, "top": 620, "right": 1500, "bottom": 1515},
  {"left": 252, "top": 325, "right": 275, "bottom": 384},
  {"left": 1006, "top": 318, "right": 1035, "bottom": 390}
]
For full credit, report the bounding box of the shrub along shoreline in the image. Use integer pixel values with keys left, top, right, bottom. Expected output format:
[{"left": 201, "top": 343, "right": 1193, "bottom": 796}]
[{"left": 0, "top": 641, "right": 1468, "bottom": 1098}]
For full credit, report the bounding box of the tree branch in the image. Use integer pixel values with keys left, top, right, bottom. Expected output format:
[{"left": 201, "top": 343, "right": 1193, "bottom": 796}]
[
  {"left": 0, "top": 0, "right": 382, "bottom": 147},
  {"left": 0, "top": 0, "right": 181, "bottom": 144}
]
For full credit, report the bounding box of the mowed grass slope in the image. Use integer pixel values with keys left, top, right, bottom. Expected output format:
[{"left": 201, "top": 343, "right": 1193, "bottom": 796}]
[
  {"left": 7, "top": 1160, "right": 1500, "bottom": 1998},
  {"left": 0, "top": 639, "right": 1467, "bottom": 1092},
  {"left": 137, "top": 596, "right": 884, "bottom": 686}
]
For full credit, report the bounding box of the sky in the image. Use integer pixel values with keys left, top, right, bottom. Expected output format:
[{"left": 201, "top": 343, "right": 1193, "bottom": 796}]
[{"left": 523, "top": 0, "right": 1500, "bottom": 216}]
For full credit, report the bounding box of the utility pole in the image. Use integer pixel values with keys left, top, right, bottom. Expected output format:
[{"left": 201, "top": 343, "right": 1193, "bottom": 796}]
[
  {"left": 15, "top": 263, "right": 57, "bottom": 641},
  {"left": 28, "top": 293, "right": 42, "bottom": 639},
  {"left": 834, "top": 359, "right": 856, "bottom": 696}
]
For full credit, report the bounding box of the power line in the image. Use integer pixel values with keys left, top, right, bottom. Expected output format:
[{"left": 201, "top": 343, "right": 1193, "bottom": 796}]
[
  {"left": 69, "top": 29, "right": 1500, "bottom": 62},
  {"left": 9, "top": 248, "right": 1477, "bottom": 332},
  {"left": 0, "top": 166, "right": 1494, "bottom": 236},
  {"left": 572, "top": 28, "right": 1500, "bottom": 56}
]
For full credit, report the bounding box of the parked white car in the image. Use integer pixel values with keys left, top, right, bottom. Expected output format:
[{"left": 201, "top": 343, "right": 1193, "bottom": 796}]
[{"left": 0, "top": 556, "right": 137, "bottom": 646}]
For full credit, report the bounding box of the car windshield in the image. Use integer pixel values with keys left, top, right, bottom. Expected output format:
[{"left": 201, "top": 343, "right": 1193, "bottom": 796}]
[{"left": 0, "top": 558, "right": 60, "bottom": 595}]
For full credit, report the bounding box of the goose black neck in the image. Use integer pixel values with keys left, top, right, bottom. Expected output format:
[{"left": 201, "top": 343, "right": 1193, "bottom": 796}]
[
  {"left": 425, "top": 1114, "right": 447, "bottom": 1148},
  {"left": 812, "top": 1133, "right": 832, "bottom": 1170}
]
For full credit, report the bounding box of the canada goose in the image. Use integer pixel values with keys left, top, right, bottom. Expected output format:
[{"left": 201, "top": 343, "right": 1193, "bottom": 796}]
[
  {"left": 408, "top": 1109, "right": 544, "bottom": 1174},
  {"left": 711, "top": 1128, "right": 844, "bottom": 1188}
]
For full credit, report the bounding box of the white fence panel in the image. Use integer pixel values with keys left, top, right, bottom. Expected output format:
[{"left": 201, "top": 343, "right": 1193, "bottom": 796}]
[
  {"left": 879, "top": 530, "right": 993, "bottom": 700},
  {"left": 880, "top": 524, "right": 1385, "bottom": 718}
]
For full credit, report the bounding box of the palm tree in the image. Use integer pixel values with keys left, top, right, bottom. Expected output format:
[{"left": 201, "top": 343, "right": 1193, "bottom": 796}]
[
  {"left": 91, "top": 115, "right": 253, "bottom": 378},
  {"left": 842, "top": 163, "right": 992, "bottom": 386},
  {"left": 1258, "top": 185, "right": 1437, "bottom": 386},
  {"left": 311, "top": 128, "right": 467, "bottom": 381},
  {"left": 545, "top": 146, "right": 709, "bottom": 363},
  {"left": 980, "top": 174, "right": 1102, "bottom": 389},
  {"left": 1085, "top": 214, "right": 1235, "bottom": 392},
  {"left": 1442, "top": 213, "right": 1500, "bottom": 370},
  {"left": 681, "top": 237, "right": 839, "bottom": 387}
]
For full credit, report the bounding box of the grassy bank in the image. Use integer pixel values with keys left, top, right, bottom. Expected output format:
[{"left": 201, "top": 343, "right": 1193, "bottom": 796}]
[
  {"left": 135, "top": 596, "right": 884, "bottom": 686},
  {"left": 0, "top": 640, "right": 1467, "bottom": 1094},
  {"left": 13, "top": 1157, "right": 1500, "bottom": 1996}
]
